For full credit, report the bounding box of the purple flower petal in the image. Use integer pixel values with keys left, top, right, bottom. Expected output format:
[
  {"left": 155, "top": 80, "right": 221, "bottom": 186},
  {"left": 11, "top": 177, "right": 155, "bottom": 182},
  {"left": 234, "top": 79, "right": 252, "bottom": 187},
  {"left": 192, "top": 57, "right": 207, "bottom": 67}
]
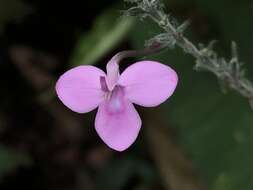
[
  {"left": 106, "top": 60, "right": 120, "bottom": 91},
  {"left": 95, "top": 86, "right": 141, "bottom": 151},
  {"left": 56, "top": 66, "right": 106, "bottom": 113},
  {"left": 118, "top": 61, "right": 178, "bottom": 107}
]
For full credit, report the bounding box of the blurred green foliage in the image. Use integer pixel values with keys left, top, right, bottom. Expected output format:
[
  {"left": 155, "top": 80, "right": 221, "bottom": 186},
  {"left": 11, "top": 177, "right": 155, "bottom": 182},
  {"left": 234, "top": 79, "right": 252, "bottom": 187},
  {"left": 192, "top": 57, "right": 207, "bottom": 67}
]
[
  {"left": 70, "top": 5, "right": 134, "bottom": 66},
  {"left": 95, "top": 156, "right": 155, "bottom": 190},
  {"left": 1, "top": 0, "right": 253, "bottom": 189},
  {"left": 0, "top": 145, "right": 31, "bottom": 180},
  {"left": 129, "top": 0, "right": 253, "bottom": 190}
]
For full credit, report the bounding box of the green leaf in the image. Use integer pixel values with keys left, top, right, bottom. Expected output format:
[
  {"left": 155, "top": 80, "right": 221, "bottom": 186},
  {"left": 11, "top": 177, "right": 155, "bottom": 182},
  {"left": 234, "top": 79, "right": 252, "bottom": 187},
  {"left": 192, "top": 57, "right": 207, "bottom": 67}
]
[
  {"left": 0, "top": 145, "right": 31, "bottom": 180},
  {"left": 70, "top": 6, "right": 134, "bottom": 66}
]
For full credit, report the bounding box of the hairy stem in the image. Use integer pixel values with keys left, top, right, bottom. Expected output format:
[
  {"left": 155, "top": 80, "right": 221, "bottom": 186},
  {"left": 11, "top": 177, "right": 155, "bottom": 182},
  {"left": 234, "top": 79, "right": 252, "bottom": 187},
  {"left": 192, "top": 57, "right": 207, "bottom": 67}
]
[{"left": 124, "top": 0, "right": 253, "bottom": 106}]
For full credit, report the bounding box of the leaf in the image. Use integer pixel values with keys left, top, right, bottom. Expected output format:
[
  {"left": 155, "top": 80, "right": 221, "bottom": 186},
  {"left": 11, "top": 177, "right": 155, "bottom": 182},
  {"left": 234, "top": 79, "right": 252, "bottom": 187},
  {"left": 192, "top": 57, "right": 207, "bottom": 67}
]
[
  {"left": 0, "top": 0, "right": 32, "bottom": 33},
  {"left": 0, "top": 145, "right": 31, "bottom": 180},
  {"left": 70, "top": 5, "right": 134, "bottom": 66}
]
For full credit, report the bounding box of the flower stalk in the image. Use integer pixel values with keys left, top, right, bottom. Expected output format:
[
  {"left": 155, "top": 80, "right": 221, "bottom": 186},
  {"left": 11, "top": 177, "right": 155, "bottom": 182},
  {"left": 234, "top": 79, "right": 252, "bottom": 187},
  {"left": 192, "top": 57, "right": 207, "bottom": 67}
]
[{"left": 109, "top": 41, "right": 165, "bottom": 64}]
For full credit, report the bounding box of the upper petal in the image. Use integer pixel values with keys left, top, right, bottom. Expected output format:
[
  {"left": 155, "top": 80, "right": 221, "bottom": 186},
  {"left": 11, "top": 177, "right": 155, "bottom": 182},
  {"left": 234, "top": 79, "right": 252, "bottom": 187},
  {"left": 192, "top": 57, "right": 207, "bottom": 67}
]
[
  {"left": 56, "top": 66, "right": 106, "bottom": 113},
  {"left": 118, "top": 61, "right": 178, "bottom": 107},
  {"left": 95, "top": 87, "right": 141, "bottom": 151},
  {"left": 106, "top": 60, "right": 120, "bottom": 91}
]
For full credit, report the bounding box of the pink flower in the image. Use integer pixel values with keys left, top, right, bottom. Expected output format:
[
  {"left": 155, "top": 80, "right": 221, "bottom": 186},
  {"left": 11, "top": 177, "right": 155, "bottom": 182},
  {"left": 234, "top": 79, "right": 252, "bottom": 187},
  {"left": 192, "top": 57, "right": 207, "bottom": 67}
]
[{"left": 55, "top": 53, "right": 178, "bottom": 151}]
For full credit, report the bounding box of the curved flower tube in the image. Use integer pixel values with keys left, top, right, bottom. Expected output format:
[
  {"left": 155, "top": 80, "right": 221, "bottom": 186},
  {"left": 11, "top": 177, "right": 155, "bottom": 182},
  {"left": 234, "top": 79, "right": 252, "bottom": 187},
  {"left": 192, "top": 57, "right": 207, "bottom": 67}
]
[{"left": 56, "top": 49, "right": 178, "bottom": 151}]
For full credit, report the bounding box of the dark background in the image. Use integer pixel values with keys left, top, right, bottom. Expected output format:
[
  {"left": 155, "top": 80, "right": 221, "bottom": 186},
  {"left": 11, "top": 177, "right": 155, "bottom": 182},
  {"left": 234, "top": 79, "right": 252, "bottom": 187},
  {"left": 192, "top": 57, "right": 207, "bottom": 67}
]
[{"left": 0, "top": 0, "right": 253, "bottom": 190}]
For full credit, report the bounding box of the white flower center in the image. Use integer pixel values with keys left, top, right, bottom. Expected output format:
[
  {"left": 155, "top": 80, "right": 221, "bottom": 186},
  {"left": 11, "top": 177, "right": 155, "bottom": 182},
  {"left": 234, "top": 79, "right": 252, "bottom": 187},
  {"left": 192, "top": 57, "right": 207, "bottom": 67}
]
[{"left": 105, "top": 86, "right": 125, "bottom": 114}]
